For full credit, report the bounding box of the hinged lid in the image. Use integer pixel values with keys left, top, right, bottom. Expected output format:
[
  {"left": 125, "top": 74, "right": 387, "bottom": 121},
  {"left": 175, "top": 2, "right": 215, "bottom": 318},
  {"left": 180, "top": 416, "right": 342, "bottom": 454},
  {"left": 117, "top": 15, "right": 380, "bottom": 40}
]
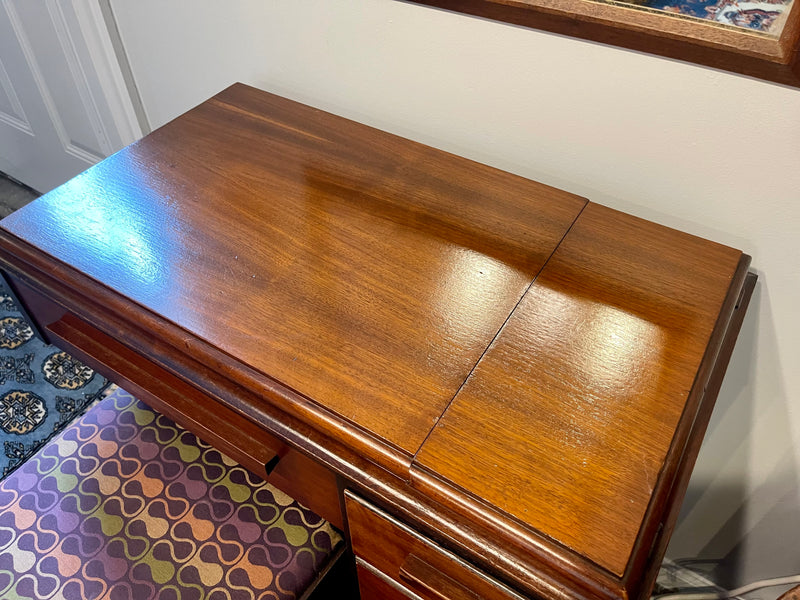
[
  {"left": 0, "top": 83, "right": 586, "bottom": 459},
  {"left": 412, "top": 203, "right": 743, "bottom": 576}
]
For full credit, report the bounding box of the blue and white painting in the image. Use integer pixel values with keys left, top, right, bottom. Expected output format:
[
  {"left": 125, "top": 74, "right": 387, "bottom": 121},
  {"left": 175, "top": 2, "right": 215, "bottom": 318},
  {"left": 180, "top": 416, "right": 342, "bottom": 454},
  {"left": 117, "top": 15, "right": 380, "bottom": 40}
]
[{"left": 627, "top": 0, "right": 793, "bottom": 33}]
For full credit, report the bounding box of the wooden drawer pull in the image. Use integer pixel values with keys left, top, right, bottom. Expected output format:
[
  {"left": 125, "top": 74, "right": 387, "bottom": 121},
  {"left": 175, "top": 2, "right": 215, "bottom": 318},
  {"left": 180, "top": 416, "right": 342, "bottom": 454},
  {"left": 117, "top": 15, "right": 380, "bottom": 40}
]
[
  {"left": 399, "top": 554, "right": 481, "bottom": 600},
  {"left": 45, "top": 312, "right": 287, "bottom": 478}
]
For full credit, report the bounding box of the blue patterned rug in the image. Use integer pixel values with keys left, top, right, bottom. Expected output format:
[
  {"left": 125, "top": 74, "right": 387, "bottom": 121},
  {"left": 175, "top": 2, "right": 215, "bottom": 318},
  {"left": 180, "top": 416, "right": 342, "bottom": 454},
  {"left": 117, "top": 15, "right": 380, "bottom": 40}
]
[{"left": 0, "top": 280, "right": 109, "bottom": 478}]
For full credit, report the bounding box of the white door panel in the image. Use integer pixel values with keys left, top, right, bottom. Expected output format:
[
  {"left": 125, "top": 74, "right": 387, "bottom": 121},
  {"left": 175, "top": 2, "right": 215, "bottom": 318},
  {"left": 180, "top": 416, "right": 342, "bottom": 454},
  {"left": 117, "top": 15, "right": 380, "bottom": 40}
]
[
  {"left": 0, "top": 55, "right": 32, "bottom": 132},
  {"left": 0, "top": 0, "right": 140, "bottom": 193}
]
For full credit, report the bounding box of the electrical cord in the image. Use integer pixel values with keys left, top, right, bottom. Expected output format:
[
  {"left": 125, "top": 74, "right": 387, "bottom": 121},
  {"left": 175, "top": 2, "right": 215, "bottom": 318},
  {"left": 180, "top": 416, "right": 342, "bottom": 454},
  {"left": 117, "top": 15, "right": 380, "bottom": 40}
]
[{"left": 655, "top": 575, "right": 800, "bottom": 599}]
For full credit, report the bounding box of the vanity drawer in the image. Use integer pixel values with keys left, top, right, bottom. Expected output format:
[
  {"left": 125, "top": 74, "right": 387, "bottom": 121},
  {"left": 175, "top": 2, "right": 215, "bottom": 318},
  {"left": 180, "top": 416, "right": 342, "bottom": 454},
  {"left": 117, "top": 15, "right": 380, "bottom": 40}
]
[
  {"left": 3, "top": 272, "right": 344, "bottom": 530},
  {"left": 345, "top": 491, "right": 526, "bottom": 600},
  {"left": 356, "top": 559, "right": 422, "bottom": 600}
]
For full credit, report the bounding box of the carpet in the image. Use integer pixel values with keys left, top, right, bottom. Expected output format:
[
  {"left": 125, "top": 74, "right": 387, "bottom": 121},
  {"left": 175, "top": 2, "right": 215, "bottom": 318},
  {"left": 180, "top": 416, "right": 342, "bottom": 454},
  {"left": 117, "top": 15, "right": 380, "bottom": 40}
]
[{"left": 0, "top": 279, "right": 109, "bottom": 479}]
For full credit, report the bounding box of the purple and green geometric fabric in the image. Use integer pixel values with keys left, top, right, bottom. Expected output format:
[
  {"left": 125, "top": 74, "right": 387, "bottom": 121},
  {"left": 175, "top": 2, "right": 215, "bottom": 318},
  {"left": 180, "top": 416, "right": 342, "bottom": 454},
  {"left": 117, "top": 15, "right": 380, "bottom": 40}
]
[{"left": 0, "top": 388, "right": 343, "bottom": 600}]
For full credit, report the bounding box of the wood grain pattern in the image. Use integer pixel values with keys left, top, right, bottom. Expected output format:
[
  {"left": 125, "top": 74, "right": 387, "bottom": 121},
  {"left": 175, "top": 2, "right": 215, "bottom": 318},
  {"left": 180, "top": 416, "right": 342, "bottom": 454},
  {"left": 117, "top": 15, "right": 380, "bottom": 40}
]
[
  {"left": 45, "top": 313, "right": 284, "bottom": 481},
  {"left": 2, "top": 227, "right": 623, "bottom": 599},
  {"left": 43, "top": 308, "right": 344, "bottom": 531},
  {"left": 269, "top": 447, "right": 345, "bottom": 531},
  {"left": 0, "top": 83, "right": 585, "bottom": 456},
  {"left": 0, "top": 84, "right": 756, "bottom": 600},
  {"left": 400, "top": 554, "right": 484, "bottom": 600},
  {"left": 404, "top": 0, "right": 800, "bottom": 87},
  {"left": 0, "top": 227, "right": 417, "bottom": 478},
  {"left": 4, "top": 273, "right": 348, "bottom": 530},
  {"left": 346, "top": 492, "right": 525, "bottom": 600},
  {"left": 413, "top": 203, "right": 743, "bottom": 576},
  {"left": 357, "top": 560, "right": 419, "bottom": 600},
  {"left": 630, "top": 270, "right": 756, "bottom": 598}
]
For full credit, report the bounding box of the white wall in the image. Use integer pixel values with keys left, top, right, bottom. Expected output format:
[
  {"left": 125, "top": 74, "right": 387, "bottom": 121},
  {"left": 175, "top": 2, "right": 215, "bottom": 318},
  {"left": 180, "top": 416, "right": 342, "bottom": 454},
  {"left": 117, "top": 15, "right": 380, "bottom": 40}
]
[{"left": 110, "top": 0, "right": 800, "bottom": 591}]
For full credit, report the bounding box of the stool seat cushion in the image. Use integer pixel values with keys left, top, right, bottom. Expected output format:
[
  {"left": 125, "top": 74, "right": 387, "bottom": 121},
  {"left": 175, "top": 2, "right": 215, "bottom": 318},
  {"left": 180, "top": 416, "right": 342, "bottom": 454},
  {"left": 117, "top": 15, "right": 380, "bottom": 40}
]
[{"left": 0, "top": 388, "right": 342, "bottom": 600}]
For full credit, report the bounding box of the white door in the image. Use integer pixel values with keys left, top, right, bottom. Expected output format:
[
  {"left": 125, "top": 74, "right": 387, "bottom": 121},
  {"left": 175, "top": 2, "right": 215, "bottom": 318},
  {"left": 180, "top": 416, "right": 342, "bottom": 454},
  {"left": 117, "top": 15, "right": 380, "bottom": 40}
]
[{"left": 0, "top": 0, "right": 141, "bottom": 193}]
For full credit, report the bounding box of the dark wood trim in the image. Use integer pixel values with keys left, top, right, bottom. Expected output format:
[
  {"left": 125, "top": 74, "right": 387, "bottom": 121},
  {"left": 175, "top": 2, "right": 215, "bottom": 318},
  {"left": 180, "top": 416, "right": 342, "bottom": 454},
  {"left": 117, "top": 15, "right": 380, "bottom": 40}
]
[
  {"left": 633, "top": 270, "right": 757, "bottom": 600},
  {"left": 0, "top": 221, "right": 755, "bottom": 600},
  {"left": 408, "top": 256, "right": 753, "bottom": 600},
  {"left": 622, "top": 255, "right": 753, "bottom": 598},
  {"left": 402, "top": 0, "right": 800, "bottom": 87},
  {"left": 399, "top": 554, "right": 485, "bottom": 600}
]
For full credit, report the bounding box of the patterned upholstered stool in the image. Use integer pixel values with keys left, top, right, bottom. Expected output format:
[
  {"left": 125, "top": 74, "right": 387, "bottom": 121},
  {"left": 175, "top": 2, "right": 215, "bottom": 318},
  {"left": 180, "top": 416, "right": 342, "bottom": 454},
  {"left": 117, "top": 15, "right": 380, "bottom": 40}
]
[{"left": 0, "top": 388, "right": 343, "bottom": 600}]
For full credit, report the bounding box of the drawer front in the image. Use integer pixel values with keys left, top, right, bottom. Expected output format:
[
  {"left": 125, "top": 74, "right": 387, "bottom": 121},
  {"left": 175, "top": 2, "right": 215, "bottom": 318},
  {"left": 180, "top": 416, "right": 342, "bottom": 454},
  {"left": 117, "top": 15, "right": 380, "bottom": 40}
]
[
  {"left": 357, "top": 559, "right": 422, "bottom": 600},
  {"left": 345, "top": 491, "right": 526, "bottom": 600},
  {"left": 6, "top": 273, "right": 344, "bottom": 530}
]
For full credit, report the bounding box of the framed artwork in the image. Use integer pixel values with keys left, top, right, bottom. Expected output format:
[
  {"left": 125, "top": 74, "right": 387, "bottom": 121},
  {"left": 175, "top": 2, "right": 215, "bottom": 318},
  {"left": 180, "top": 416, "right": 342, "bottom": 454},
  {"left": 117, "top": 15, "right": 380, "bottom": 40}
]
[{"left": 405, "top": 0, "right": 800, "bottom": 87}]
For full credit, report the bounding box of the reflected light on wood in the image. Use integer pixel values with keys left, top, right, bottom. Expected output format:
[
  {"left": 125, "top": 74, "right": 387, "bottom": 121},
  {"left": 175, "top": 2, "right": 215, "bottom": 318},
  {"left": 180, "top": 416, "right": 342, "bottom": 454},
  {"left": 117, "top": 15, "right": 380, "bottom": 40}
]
[
  {"left": 18, "top": 152, "right": 180, "bottom": 301},
  {"left": 550, "top": 288, "right": 665, "bottom": 399},
  {"left": 432, "top": 247, "right": 527, "bottom": 353},
  {"left": 0, "top": 84, "right": 754, "bottom": 600}
]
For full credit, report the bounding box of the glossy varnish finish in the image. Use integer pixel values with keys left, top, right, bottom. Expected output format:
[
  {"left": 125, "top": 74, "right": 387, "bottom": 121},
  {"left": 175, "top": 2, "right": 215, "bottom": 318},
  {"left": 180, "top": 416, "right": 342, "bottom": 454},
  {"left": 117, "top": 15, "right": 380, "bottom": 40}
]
[
  {"left": 9, "top": 276, "right": 345, "bottom": 530},
  {"left": 0, "top": 83, "right": 586, "bottom": 458},
  {"left": 0, "top": 84, "right": 755, "bottom": 600},
  {"left": 414, "top": 203, "right": 744, "bottom": 576},
  {"left": 346, "top": 492, "right": 525, "bottom": 600},
  {"left": 356, "top": 560, "right": 416, "bottom": 600}
]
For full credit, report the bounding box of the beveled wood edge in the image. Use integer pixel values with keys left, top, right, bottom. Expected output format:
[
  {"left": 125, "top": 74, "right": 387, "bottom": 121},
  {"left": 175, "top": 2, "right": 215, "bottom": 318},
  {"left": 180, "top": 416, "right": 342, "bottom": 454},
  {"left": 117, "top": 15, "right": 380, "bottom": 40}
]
[
  {"left": 0, "top": 227, "right": 756, "bottom": 600},
  {"left": 409, "top": 468, "right": 624, "bottom": 600},
  {"left": 0, "top": 229, "right": 619, "bottom": 600},
  {"left": 42, "top": 311, "right": 365, "bottom": 530},
  {"left": 629, "top": 269, "right": 757, "bottom": 600},
  {"left": 345, "top": 491, "right": 529, "bottom": 600},
  {"left": 407, "top": 254, "right": 753, "bottom": 599},
  {"left": 622, "top": 254, "right": 751, "bottom": 597},
  {"left": 0, "top": 228, "right": 591, "bottom": 596},
  {"left": 46, "top": 312, "right": 287, "bottom": 478},
  {"left": 0, "top": 230, "right": 414, "bottom": 478},
  {"left": 356, "top": 558, "right": 426, "bottom": 600},
  {"left": 402, "top": 0, "right": 800, "bottom": 87},
  {"left": 779, "top": 0, "right": 800, "bottom": 56}
]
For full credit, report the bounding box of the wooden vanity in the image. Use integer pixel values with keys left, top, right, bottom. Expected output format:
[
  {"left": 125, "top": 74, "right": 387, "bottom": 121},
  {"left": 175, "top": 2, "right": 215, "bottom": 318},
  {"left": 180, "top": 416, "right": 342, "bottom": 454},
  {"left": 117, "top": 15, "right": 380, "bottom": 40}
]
[{"left": 0, "top": 83, "right": 755, "bottom": 600}]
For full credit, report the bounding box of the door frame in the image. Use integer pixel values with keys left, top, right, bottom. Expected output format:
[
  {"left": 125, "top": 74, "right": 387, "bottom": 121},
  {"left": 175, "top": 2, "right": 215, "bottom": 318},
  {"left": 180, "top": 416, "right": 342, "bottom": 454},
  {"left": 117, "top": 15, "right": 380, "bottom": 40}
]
[
  {"left": 0, "top": 0, "right": 145, "bottom": 191},
  {"left": 65, "top": 0, "right": 145, "bottom": 148}
]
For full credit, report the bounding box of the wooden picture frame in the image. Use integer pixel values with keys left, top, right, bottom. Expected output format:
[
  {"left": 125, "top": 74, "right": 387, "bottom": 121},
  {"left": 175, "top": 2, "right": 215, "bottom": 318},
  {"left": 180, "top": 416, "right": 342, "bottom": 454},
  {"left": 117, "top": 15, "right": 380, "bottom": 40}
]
[{"left": 404, "top": 0, "right": 800, "bottom": 87}]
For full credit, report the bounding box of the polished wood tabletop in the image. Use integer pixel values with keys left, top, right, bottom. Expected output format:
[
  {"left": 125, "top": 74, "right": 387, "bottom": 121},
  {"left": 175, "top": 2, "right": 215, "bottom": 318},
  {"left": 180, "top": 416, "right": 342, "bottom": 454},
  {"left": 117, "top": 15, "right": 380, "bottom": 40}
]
[
  {"left": 0, "top": 84, "right": 584, "bottom": 461},
  {"left": 414, "top": 202, "right": 742, "bottom": 576},
  {"left": 0, "top": 83, "right": 753, "bottom": 600}
]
